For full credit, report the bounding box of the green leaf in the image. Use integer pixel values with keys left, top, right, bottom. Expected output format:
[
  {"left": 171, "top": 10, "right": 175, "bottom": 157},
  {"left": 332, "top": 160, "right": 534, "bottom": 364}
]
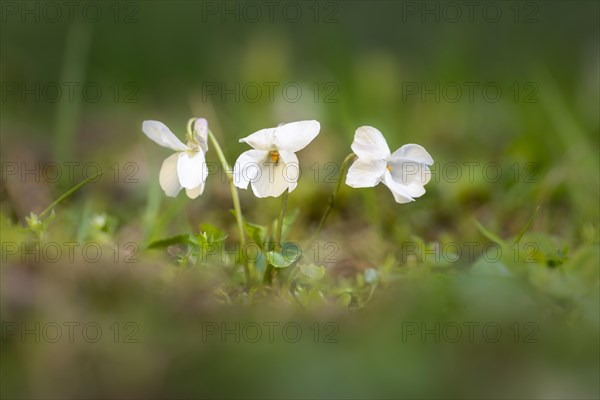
[
  {"left": 245, "top": 222, "right": 268, "bottom": 248},
  {"left": 230, "top": 210, "right": 267, "bottom": 248},
  {"left": 253, "top": 251, "right": 267, "bottom": 275},
  {"left": 336, "top": 293, "right": 352, "bottom": 307},
  {"left": 271, "top": 208, "right": 300, "bottom": 244},
  {"left": 266, "top": 251, "right": 295, "bottom": 268},
  {"left": 470, "top": 257, "right": 511, "bottom": 277},
  {"left": 147, "top": 234, "right": 190, "bottom": 249},
  {"left": 282, "top": 242, "right": 301, "bottom": 261},
  {"left": 281, "top": 208, "right": 299, "bottom": 241},
  {"left": 188, "top": 234, "right": 202, "bottom": 248},
  {"left": 299, "top": 263, "right": 326, "bottom": 280},
  {"left": 199, "top": 223, "right": 229, "bottom": 243}
]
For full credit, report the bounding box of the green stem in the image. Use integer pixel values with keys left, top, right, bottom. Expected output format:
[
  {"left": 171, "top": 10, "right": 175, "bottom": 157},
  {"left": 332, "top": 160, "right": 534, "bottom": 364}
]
[
  {"left": 264, "top": 189, "right": 289, "bottom": 285},
  {"left": 39, "top": 169, "right": 104, "bottom": 219},
  {"left": 206, "top": 128, "right": 252, "bottom": 287},
  {"left": 275, "top": 189, "right": 289, "bottom": 251},
  {"left": 185, "top": 118, "right": 195, "bottom": 142},
  {"left": 309, "top": 152, "right": 356, "bottom": 242}
]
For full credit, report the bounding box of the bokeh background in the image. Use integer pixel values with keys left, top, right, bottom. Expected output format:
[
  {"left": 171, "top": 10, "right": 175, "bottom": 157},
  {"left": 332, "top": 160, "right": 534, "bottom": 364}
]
[{"left": 1, "top": 1, "right": 599, "bottom": 398}]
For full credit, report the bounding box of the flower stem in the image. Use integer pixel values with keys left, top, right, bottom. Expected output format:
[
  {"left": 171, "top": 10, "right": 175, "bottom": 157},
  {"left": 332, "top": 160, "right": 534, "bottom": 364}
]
[
  {"left": 275, "top": 189, "right": 289, "bottom": 251},
  {"left": 185, "top": 118, "right": 195, "bottom": 142},
  {"left": 206, "top": 128, "right": 252, "bottom": 287},
  {"left": 310, "top": 152, "right": 356, "bottom": 242},
  {"left": 264, "top": 189, "right": 289, "bottom": 285}
]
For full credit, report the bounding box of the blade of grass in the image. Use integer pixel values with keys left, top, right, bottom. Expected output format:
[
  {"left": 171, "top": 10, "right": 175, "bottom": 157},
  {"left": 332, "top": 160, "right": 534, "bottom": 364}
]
[
  {"left": 75, "top": 198, "right": 93, "bottom": 242},
  {"left": 142, "top": 170, "right": 162, "bottom": 245},
  {"left": 473, "top": 218, "right": 507, "bottom": 247},
  {"left": 514, "top": 205, "right": 541, "bottom": 244},
  {"left": 39, "top": 170, "right": 103, "bottom": 219},
  {"left": 54, "top": 23, "right": 93, "bottom": 165}
]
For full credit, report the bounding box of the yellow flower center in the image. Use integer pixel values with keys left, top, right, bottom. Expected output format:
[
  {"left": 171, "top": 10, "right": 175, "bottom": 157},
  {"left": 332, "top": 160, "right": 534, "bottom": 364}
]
[
  {"left": 386, "top": 165, "right": 392, "bottom": 172},
  {"left": 269, "top": 150, "right": 280, "bottom": 164}
]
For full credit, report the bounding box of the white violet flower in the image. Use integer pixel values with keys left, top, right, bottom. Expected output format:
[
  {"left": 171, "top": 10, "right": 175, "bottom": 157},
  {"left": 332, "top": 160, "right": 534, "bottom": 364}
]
[
  {"left": 142, "top": 118, "right": 209, "bottom": 199},
  {"left": 346, "top": 126, "right": 434, "bottom": 203},
  {"left": 233, "top": 120, "right": 320, "bottom": 198}
]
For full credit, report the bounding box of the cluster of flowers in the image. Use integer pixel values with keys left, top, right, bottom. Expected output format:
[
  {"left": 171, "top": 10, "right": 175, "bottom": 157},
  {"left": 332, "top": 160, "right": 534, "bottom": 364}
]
[{"left": 142, "top": 119, "right": 434, "bottom": 203}]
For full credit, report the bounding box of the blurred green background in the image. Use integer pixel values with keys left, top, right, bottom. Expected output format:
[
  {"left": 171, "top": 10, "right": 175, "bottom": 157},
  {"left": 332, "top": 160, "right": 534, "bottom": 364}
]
[{"left": 1, "top": 1, "right": 599, "bottom": 398}]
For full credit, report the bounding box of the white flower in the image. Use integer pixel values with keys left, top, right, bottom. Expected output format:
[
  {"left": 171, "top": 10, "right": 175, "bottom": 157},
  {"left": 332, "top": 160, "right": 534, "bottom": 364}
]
[
  {"left": 233, "top": 120, "right": 320, "bottom": 198},
  {"left": 142, "top": 119, "right": 209, "bottom": 199},
  {"left": 346, "top": 126, "right": 434, "bottom": 203}
]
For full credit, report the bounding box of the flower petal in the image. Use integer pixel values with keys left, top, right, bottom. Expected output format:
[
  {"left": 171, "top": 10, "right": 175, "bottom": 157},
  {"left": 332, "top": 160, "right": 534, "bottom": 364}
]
[
  {"left": 193, "top": 118, "right": 209, "bottom": 153},
  {"left": 159, "top": 153, "right": 183, "bottom": 197},
  {"left": 351, "top": 126, "right": 391, "bottom": 160},
  {"left": 386, "top": 160, "right": 431, "bottom": 197},
  {"left": 239, "top": 127, "right": 276, "bottom": 150},
  {"left": 389, "top": 144, "right": 434, "bottom": 165},
  {"left": 279, "top": 150, "right": 300, "bottom": 193},
  {"left": 142, "top": 120, "right": 189, "bottom": 151},
  {"left": 345, "top": 158, "right": 387, "bottom": 188},
  {"left": 233, "top": 150, "right": 268, "bottom": 190},
  {"left": 273, "top": 120, "right": 320, "bottom": 152},
  {"left": 186, "top": 183, "right": 205, "bottom": 199},
  {"left": 382, "top": 171, "right": 415, "bottom": 204},
  {"left": 250, "top": 160, "right": 290, "bottom": 198},
  {"left": 177, "top": 151, "right": 208, "bottom": 189}
]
